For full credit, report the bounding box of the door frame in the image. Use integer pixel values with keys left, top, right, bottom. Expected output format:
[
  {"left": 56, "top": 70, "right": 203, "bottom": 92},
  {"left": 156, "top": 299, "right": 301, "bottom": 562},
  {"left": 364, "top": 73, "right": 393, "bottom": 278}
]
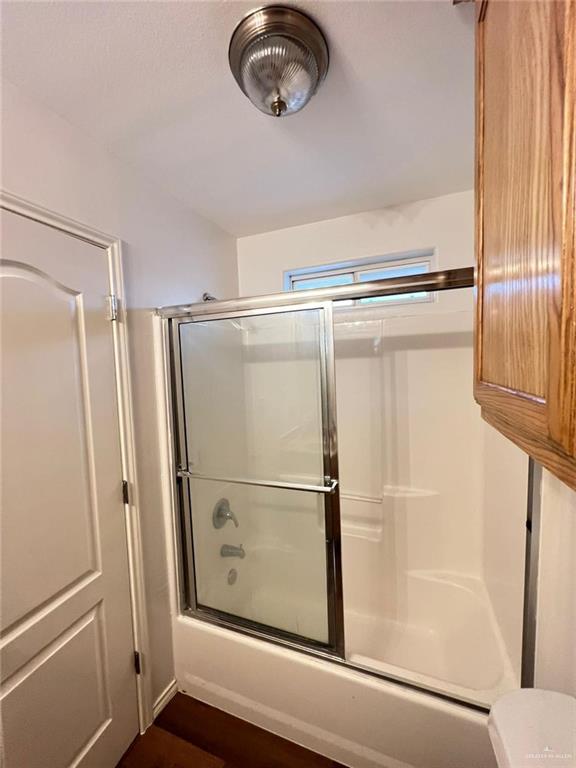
[{"left": 0, "top": 190, "right": 153, "bottom": 731}]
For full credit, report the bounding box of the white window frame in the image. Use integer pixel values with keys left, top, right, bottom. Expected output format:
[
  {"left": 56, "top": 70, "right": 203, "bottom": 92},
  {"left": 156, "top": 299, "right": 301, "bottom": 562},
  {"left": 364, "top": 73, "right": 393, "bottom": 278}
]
[{"left": 283, "top": 249, "right": 435, "bottom": 306}]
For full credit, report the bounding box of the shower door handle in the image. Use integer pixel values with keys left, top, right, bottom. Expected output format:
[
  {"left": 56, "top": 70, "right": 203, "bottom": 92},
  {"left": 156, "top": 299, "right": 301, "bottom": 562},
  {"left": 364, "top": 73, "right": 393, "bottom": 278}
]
[{"left": 176, "top": 468, "right": 338, "bottom": 494}]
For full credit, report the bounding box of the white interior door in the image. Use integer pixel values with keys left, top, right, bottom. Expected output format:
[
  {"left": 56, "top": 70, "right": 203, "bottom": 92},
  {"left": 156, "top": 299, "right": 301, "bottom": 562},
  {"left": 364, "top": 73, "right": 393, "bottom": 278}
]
[{"left": 0, "top": 209, "right": 139, "bottom": 767}]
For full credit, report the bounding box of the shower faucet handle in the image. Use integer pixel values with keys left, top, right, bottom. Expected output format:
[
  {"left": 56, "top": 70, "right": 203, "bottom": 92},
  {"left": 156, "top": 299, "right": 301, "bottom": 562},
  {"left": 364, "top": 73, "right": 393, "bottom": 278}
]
[{"left": 212, "top": 498, "right": 239, "bottom": 529}]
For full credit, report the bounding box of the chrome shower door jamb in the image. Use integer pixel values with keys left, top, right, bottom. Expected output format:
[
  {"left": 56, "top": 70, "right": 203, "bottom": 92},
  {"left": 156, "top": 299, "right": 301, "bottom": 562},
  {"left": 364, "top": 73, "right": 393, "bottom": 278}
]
[
  {"left": 521, "top": 458, "right": 542, "bottom": 687},
  {"left": 169, "top": 318, "right": 198, "bottom": 613},
  {"left": 319, "top": 300, "right": 345, "bottom": 658}
]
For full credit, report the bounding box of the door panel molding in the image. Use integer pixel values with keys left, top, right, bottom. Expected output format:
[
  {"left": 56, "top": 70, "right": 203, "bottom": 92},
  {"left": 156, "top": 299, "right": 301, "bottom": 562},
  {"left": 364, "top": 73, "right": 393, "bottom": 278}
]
[
  {"left": 0, "top": 189, "right": 153, "bottom": 730},
  {"left": 1, "top": 574, "right": 102, "bottom": 681},
  {"left": 1, "top": 259, "right": 102, "bottom": 633},
  {"left": 1, "top": 606, "right": 113, "bottom": 768},
  {"left": 1, "top": 570, "right": 101, "bottom": 646}
]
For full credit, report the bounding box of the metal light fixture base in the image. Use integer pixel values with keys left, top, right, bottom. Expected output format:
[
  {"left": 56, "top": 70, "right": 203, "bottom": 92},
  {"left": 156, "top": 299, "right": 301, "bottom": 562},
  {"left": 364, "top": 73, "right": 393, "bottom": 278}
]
[{"left": 229, "top": 5, "right": 329, "bottom": 117}]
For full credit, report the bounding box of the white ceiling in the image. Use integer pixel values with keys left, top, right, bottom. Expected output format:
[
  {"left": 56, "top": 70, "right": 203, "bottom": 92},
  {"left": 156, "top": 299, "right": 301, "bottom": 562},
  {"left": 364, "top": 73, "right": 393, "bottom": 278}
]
[{"left": 1, "top": 1, "right": 475, "bottom": 236}]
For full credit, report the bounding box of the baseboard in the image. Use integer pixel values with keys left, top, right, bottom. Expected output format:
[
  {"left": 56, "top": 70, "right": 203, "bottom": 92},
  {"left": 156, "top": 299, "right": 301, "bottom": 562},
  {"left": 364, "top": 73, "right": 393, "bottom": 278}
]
[
  {"left": 179, "top": 675, "right": 413, "bottom": 768},
  {"left": 153, "top": 679, "right": 178, "bottom": 720}
]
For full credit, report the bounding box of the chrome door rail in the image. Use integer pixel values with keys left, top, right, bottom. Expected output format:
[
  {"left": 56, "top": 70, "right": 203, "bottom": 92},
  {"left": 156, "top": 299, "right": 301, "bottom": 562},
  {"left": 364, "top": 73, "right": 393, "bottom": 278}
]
[
  {"left": 177, "top": 469, "right": 338, "bottom": 494},
  {"left": 157, "top": 267, "right": 474, "bottom": 318}
]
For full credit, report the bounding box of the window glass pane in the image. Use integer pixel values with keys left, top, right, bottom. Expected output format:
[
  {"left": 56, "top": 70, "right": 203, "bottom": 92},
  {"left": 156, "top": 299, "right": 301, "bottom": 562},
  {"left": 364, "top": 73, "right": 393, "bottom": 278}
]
[
  {"left": 357, "top": 262, "right": 429, "bottom": 304},
  {"left": 286, "top": 257, "right": 432, "bottom": 306},
  {"left": 292, "top": 273, "right": 354, "bottom": 291},
  {"left": 357, "top": 262, "right": 429, "bottom": 282}
]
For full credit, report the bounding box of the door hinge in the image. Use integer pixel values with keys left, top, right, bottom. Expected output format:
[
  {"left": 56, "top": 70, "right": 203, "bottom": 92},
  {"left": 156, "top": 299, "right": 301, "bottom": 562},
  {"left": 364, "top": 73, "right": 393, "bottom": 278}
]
[
  {"left": 106, "top": 294, "right": 119, "bottom": 321},
  {"left": 122, "top": 480, "right": 130, "bottom": 505},
  {"left": 134, "top": 651, "right": 142, "bottom": 675}
]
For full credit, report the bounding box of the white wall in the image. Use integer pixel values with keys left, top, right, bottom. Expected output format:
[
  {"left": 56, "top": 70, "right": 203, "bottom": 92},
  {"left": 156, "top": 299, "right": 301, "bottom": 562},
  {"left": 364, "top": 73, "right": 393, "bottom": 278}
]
[
  {"left": 481, "top": 425, "right": 528, "bottom": 681},
  {"left": 237, "top": 190, "right": 474, "bottom": 296},
  {"left": 535, "top": 471, "right": 576, "bottom": 696},
  {"left": 1, "top": 80, "right": 238, "bottom": 707}
]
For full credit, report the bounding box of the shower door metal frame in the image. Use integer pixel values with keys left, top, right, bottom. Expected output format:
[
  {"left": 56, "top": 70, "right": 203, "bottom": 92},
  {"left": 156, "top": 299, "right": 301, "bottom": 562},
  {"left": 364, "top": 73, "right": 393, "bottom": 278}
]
[
  {"left": 167, "top": 301, "right": 345, "bottom": 658},
  {"left": 159, "top": 265, "right": 539, "bottom": 714}
]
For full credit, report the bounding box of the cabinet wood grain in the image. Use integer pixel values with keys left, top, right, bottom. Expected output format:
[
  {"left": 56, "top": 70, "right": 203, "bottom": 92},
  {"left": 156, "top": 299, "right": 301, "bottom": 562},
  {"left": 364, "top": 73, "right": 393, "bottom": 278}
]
[{"left": 476, "top": 0, "right": 576, "bottom": 490}]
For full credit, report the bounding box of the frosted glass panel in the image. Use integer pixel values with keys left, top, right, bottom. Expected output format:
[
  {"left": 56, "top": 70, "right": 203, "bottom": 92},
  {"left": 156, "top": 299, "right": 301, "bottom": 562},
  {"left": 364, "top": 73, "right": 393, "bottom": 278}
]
[
  {"left": 179, "top": 309, "right": 325, "bottom": 484},
  {"left": 177, "top": 306, "right": 336, "bottom": 648},
  {"left": 190, "top": 478, "right": 329, "bottom": 644},
  {"left": 336, "top": 296, "right": 528, "bottom": 706}
]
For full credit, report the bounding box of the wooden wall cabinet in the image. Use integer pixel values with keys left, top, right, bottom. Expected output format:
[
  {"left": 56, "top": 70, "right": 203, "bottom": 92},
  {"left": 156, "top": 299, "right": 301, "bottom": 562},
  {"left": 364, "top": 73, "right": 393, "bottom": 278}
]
[{"left": 475, "top": 0, "right": 576, "bottom": 490}]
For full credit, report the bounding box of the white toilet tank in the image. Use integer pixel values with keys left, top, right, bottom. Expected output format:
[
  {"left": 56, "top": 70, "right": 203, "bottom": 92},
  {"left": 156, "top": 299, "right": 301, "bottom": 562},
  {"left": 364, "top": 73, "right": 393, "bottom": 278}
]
[{"left": 488, "top": 689, "right": 576, "bottom": 768}]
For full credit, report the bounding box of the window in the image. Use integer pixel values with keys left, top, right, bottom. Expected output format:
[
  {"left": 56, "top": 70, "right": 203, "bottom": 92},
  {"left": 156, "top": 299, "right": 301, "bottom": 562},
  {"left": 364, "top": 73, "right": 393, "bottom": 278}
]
[{"left": 284, "top": 251, "right": 433, "bottom": 306}]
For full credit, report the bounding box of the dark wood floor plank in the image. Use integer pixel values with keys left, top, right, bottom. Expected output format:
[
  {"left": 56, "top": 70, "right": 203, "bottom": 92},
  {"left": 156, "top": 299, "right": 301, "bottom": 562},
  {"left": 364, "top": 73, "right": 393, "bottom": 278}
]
[
  {"left": 117, "top": 724, "right": 225, "bottom": 768},
  {"left": 156, "top": 693, "right": 345, "bottom": 768}
]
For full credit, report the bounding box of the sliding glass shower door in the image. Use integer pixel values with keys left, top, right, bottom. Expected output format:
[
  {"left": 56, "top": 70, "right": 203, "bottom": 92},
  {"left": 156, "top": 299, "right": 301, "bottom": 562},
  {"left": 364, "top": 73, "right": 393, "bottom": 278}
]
[{"left": 172, "top": 304, "right": 343, "bottom": 653}]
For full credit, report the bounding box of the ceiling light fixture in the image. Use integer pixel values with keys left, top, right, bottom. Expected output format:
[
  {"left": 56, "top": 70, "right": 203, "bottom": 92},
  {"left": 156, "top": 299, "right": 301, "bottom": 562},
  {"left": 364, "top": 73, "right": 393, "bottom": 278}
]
[{"left": 229, "top": 6, "right": 329, "bottom": 118}]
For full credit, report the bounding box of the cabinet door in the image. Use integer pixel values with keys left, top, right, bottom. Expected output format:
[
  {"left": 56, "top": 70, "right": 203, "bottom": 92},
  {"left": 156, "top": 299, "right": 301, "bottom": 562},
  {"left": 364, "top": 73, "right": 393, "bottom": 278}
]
[{"left": 475, "top": 0, "right": 576, "bottom": 489}]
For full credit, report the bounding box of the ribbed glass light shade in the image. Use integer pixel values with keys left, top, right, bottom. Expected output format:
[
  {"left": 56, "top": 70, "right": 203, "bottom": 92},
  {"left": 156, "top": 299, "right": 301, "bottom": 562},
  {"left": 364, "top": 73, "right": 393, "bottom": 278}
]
[
  {"left": 240, "top": 34, "right": 319, "bottom": 116},
  {"left": 229, "top": 7, "right": 329, "bottom": 118}
]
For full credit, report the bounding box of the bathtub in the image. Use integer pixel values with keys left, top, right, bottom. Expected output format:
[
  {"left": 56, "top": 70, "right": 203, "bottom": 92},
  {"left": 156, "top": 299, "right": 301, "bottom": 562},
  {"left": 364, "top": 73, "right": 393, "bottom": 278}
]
[
  {"left": 345, "top": 569, "right": 517, "bottom": 706},
  {"left": 172, "top": 615, "right": 496, "bottom": 768}
]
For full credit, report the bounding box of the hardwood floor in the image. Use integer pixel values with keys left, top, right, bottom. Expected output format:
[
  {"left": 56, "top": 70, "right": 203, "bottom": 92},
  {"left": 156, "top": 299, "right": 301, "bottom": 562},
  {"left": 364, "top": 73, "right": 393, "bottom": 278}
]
[
  {"left": 118, "top": 725, "right": 223, "bottom": 768},
  {"left": 117, "top": 693, "right": 346, "bottom": 768}
]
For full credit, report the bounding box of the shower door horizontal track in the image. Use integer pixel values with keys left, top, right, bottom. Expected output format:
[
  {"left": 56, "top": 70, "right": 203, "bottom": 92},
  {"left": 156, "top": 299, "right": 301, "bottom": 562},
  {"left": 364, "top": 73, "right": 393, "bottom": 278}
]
[
  {"left": 177, "top": 469, "right": 339, "bottom": 494},
  {"left": 157, "top": 266, "right": 474, "bottom": 319}
]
